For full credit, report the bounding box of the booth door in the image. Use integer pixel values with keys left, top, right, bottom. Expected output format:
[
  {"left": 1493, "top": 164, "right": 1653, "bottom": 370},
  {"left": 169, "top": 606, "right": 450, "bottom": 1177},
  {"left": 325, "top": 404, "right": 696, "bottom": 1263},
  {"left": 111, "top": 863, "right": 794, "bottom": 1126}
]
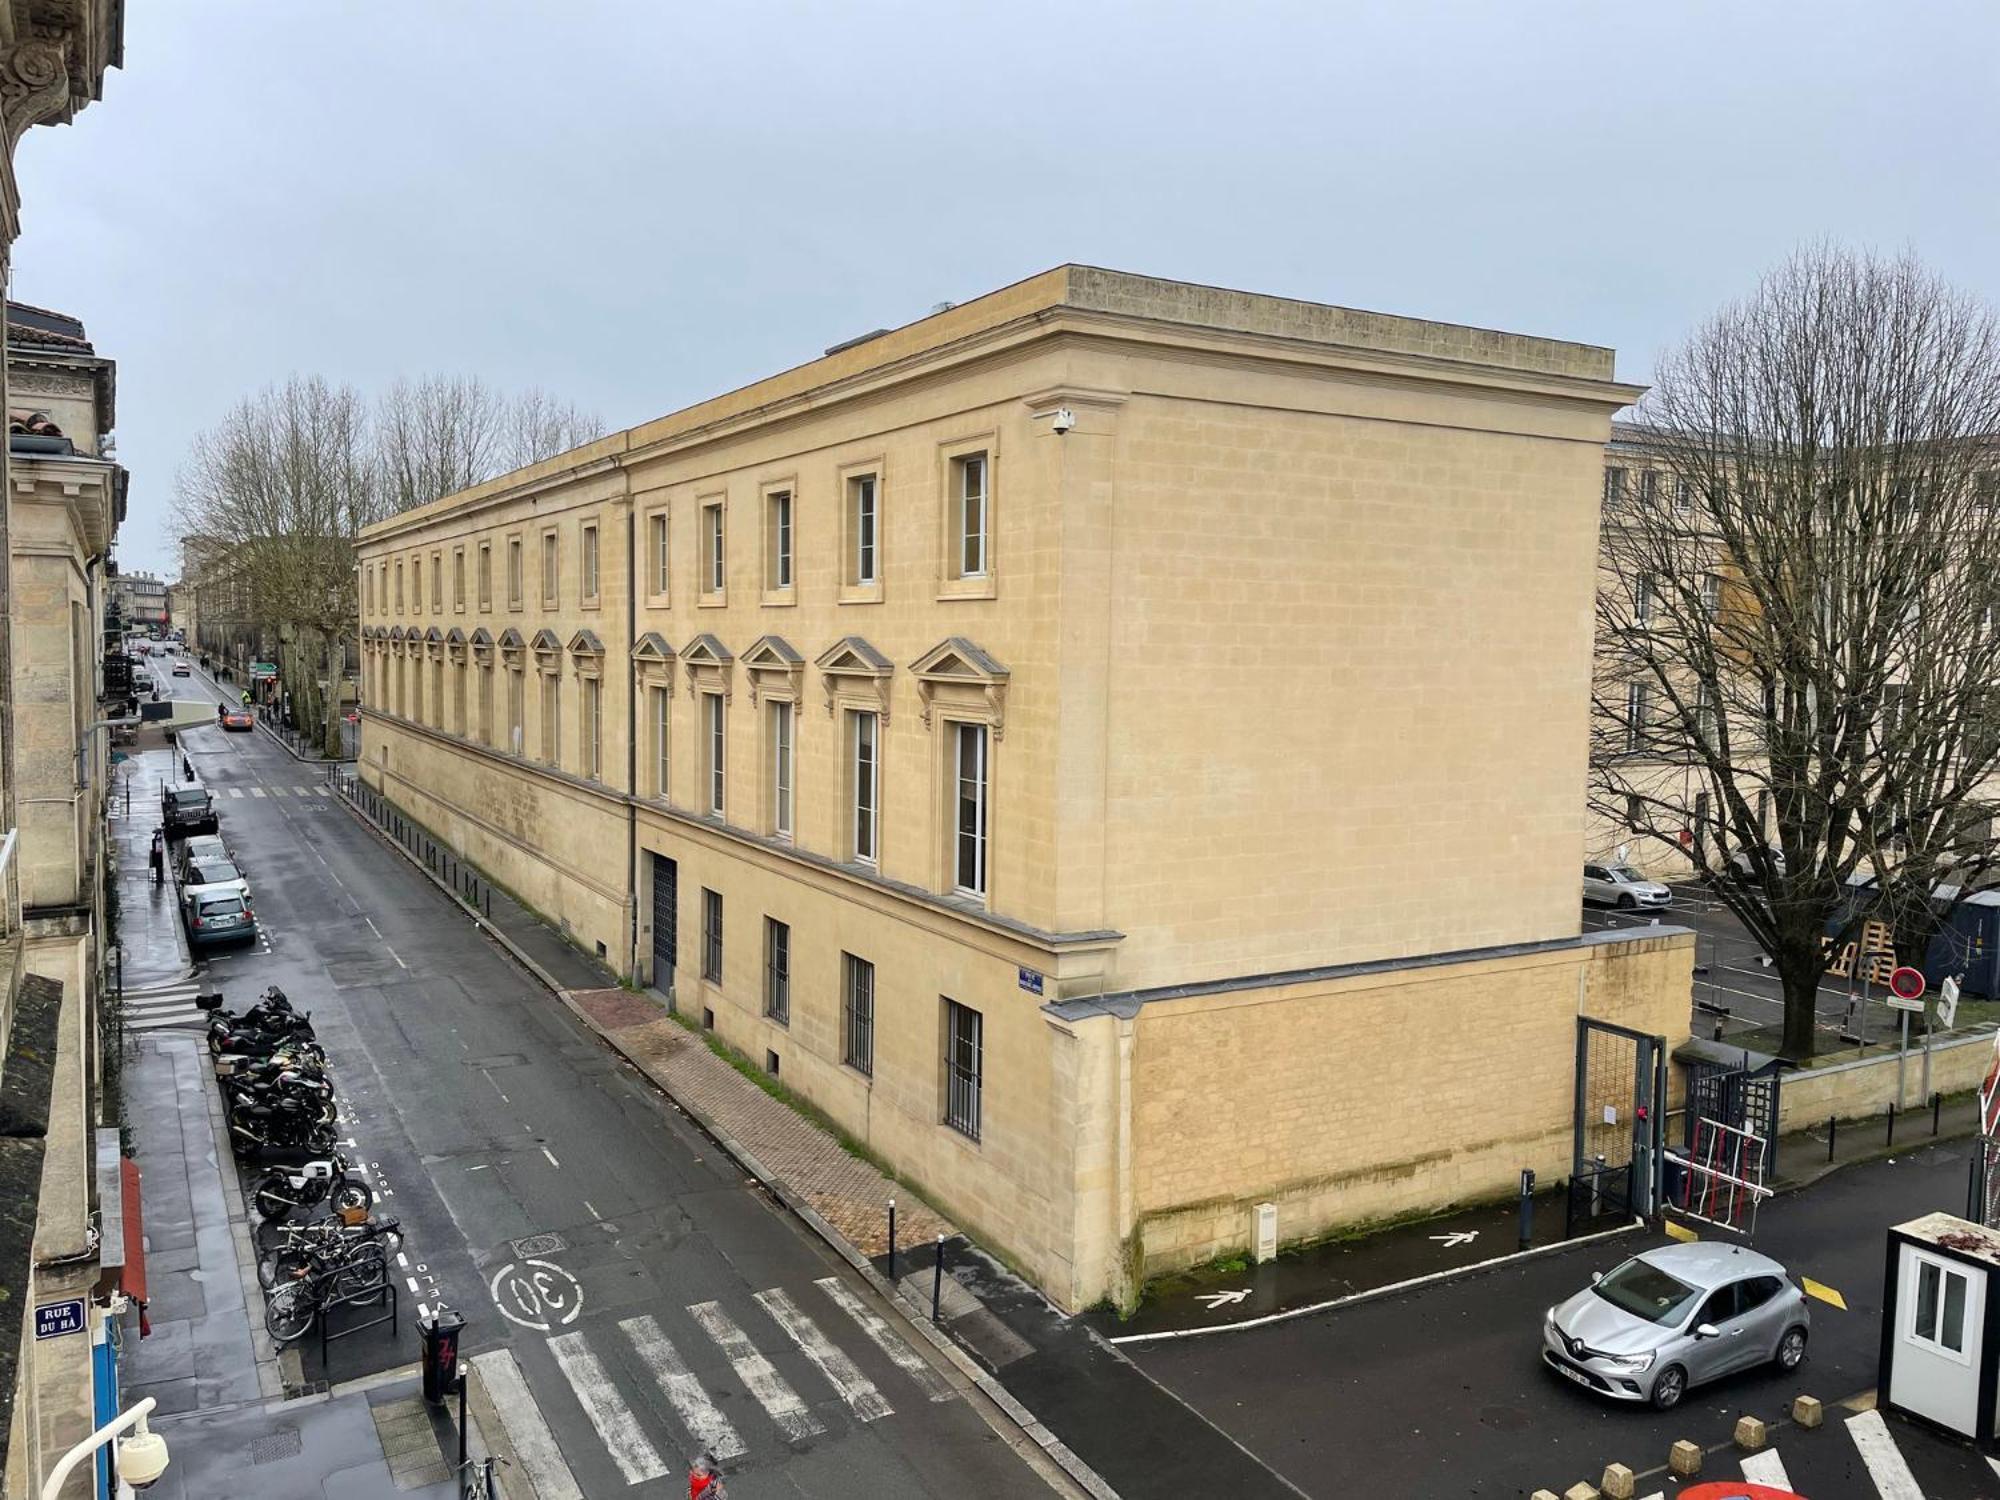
[{"left": 1888, "top": 1247, "right": 1986, "bottom": 1436}]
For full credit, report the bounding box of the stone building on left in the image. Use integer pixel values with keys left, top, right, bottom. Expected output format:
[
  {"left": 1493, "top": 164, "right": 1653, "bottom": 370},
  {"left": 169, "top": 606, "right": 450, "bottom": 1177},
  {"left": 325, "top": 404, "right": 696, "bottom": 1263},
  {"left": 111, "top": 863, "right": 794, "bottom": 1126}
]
[{"left": 0, "top": 6, "right": 129, "bottom": 1498}]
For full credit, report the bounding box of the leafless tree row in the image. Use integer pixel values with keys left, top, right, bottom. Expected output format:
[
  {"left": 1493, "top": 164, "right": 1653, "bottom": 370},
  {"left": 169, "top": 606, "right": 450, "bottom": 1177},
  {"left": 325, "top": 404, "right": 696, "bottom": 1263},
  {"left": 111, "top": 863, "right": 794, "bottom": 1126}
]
[
  {"left": 172, "top": 373, "right": 602, "bottom": 751},
  {"left": 1591, "top": 245, "right": 2000, "bottom": 1059}
]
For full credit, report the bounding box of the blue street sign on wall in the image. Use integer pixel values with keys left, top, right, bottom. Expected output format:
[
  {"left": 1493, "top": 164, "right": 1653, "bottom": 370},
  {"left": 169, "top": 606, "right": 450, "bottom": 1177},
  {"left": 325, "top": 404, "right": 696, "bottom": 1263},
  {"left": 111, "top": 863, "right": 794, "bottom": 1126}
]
[
  {"left": 34, "top": 1300, "right": 84, "bottom": 1340},
  {"left": 1017, "top": 967, "right": 1044, "bottom": 996}
]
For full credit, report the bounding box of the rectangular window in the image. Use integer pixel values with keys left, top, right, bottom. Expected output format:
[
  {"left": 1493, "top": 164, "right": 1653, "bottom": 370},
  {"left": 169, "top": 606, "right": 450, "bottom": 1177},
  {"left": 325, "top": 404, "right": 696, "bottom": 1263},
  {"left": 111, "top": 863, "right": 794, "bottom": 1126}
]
[
  {"left": 955, "top": 453, "right": 988, "bottom": 577},
  {"left": 649, "top": 511, "right": 669, "bottom": 595},
  {"left": 1912, "top": 1254, "right": 1971, "bottom": 1359},
  {"left": 953, "top": 722, "right": 989, "bottom": 898},
  {"left": 1638, "top": 470, "right": 1658, "bottom": 506},
  {"left": 652, "top": 686, "right": 670, "bottom": 798},
  {"left": 412, "top": 557, "right": 422, "bottom": 613},
  {"left": 541, "top": 674, "right": 560, "bottom": 765},
  {"left": 1603, "top": 467, "right": 1627, "bottom": 506},
  {"left": 1675, "top": 477, "right": 1695, "bottom": 514},
  {"left": 582, "top": 676, "right": 602, "bottom": 780},
  {"left": 541, "top": 531, "right": 559, "bottom": 607},
  {"left": 507, "top": 668, "right": 524, "bottom": 755},
  {"left": 581, "top": 523, "right": 600, "bottom": 602},
  {"left": 453, "top": 661, "right": 467, "bottom": 732},
  {"left": 944, "top": 999, "right": 983, "bottom": 1141},
  {"left": 851, "top": 473, "right": 878, "bottom": 586},
  {"left": 397, "top": 561, "right": 405, "bottom": 612},
  {"left": 764, "top": 918, "right": 790, "bottom": 1024},
  {"left": 841, "top": 953, "right": 874, "bottom": 1076},
  {"left": 770, "top": 700, "right": 794, "bottom": 839},
  {"left": 507, "top": 538, "right": 523, "bottom": 608},
  {"left": 702, "top": 888, "right": 724, "bottom": 983},
  {"left": 767, "top": 489, "right": 793, "bottom": 591},
  {"left": 1624, "top": 682, "right": 1648, "bottom": 755},
  {"left": 453, "top": 548, "right": 465, "bottom": 610},
  {"left": 1701, "top": 573, "right": 1722, "bottom": 618},
  {"left": 480, "top": 663, "right": 495, "bottom": 745},
  {"left": 703, "top": 502, "right": 725, "bottom": 595},
  {"left": 1633, "top": 576, "right": 1652, "bottom": 627},
  {"left": 1694, "top": 682, "right": 1716, "bottom": 740},
  {"left": 704, "top": 693, "right": 725, "bottom": 817},
  {"left": 365, "top": 565, "right": 375, "bottom": 614},
  {"left": 431, "top": 551, "right": 442, "bottom": 610},
  {"left": 478, "top": 542, "right": 492, "bottom": 609},
  {"left": 430, "top": 660, "right": 443, "bottom": 724},
  {"left": 851, "top": 710, "right": 878, "bottom": 864}
]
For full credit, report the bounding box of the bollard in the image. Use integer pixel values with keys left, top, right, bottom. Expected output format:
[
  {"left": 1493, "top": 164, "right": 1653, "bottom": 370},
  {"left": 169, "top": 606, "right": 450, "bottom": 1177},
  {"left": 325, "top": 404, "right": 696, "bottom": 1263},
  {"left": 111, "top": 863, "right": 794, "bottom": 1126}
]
[
  {"left": 1933, "top": 1091, "right": 1942, "bottom": 1137},
  {"left": 456, "top": 1373, "right": 469, "bottom": 1473},
  {"left": 1828, "top": 1113, "right": 1837, "bottom": 1163},
  {"left": 931, "top": 1234, "right": 945, "bottom": 1322},
  {"left": 887, "top": 1199, "right": 898, "bottom": 1281},
  {"left": 1887, "top": 1100, "right": 1896, "bottom": 1147},
  {"left": 1590, "top": 1153, "right": 1606, "bottom": 1217},
  {"left": 1518, "top": 1168, "right": 1535, "bottom": 1250}
]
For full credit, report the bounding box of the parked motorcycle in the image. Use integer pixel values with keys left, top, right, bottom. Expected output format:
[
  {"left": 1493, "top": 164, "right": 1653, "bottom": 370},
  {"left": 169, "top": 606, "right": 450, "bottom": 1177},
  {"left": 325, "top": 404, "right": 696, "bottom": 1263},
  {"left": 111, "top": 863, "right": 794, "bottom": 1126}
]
[
  {"left": 251, "top": 1153, "right": 371, "bottom": 1222},
  {"left": 222, "top": 1066, "right": 334, "bottom": 1115},
  {"left": 229, "top": 1097, "right": 339, "bottom": 1158},
  {"left": 200, "top": 988, "right": 312, "bottom": 1056}
]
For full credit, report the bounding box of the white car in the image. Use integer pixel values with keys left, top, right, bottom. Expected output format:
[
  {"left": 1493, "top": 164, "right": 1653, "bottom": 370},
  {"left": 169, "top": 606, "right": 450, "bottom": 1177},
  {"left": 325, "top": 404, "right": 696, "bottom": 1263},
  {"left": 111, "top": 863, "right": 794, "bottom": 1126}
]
[{"left": 1583, "top": 863, "right": 1673, "bottom": 910}]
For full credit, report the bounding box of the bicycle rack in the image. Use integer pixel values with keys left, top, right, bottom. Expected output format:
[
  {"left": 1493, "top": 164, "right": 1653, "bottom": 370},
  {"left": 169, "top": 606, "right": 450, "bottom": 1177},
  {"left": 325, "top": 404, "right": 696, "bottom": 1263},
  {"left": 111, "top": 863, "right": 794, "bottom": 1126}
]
[{"left": 319, "top": 1276, "right": 398, "bottom": 1365}]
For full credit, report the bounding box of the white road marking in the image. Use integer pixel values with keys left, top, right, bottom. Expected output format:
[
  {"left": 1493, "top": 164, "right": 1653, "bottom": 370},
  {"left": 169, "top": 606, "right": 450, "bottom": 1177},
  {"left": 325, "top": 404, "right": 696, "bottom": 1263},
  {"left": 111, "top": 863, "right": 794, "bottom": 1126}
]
[
  {"left": 619, "top": 1314, "right": 745, "bottom": 1460},
  {"left": 1846, "top": 1409, "right": 1924, "bottom": 1499},
  {"left": 395, "top": 1253, "right": 408, "bottom": 1269},
  {"left": 815, "top": 1276, "right": 953, "bottom": 1402},
  {"left": 364, "top": 916, "right": 382, "bottom": 938},
  {"left": 689, "top": 1299, "right": 824, "bottom": 1441},
  {"left": 755, "top": 1286, "right": 891, "bottom": 1421},
  {"left": 1740, "top": 1449, "right": 1791, "bottom": 1487},
  {"left": 314, "top": 785, "right": 332, "bottom": 796},
  {"left": 490, "top": 1259, "right": 584, "bottom": 1331},
  {"left": 583, "top": 1200, "right": 600, "bottom": 1219},
  {"left": 384, "top": 945, "right": 407, "bottom": 969},
  {"left": 470, "top": 1348, "right": 584, "bottom": 1500},
  {"left": 250, "top": 787, "right": 266, "bottom": 798},
  {"left": 406, "top": 1277, "right": 420, "bottom": 1293},
  {"left": 547, "top": 1331, "right": 669, "bottom": 1484},
  {"left": 227, "top": 787, "right": 244, "bottom": 798},
  {"left": 542, "top": 1147, "right": 561, "bottom": 1169}
]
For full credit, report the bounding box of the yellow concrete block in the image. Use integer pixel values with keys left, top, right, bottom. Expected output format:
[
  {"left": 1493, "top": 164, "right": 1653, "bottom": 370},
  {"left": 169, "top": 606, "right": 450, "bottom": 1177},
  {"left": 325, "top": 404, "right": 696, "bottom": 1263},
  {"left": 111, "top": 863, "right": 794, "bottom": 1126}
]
[
  {"left": 1599, "top": 1463, "right": 1635, "bottom": 1500},
  {"left": 1563, "top": 1485, "right": 1601, "bottom": 1500},
  {"left": 1668, "top": 1439, "right": 1702, "bottom": 1477},
  {"left": 1733, "top": 1415, "right": 1767, "bottom": 1451},
  {"left": 1792, "top": 1394, "right": 1823, "bottom": 1429},
  {"left": 1531, "top": 1492, "right": 1559, "bottom": 1500}
]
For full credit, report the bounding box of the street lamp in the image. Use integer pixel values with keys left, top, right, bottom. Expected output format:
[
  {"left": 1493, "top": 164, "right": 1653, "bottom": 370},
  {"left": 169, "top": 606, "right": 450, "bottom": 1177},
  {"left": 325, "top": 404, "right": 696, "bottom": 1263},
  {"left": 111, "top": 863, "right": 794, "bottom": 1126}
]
[{"left": 40, "top": 1396, "right": 169, "bottom": 1498}]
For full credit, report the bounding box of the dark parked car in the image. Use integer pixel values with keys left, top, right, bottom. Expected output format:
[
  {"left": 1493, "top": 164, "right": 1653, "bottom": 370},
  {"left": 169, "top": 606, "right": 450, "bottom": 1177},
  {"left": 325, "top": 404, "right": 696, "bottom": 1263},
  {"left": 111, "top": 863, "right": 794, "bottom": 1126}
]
[
  {"left": 161, "top": 784, "right": 218, "bottom": 837},
  {"left": 185, "top": 889, "right": 255, "bottom": 948}
]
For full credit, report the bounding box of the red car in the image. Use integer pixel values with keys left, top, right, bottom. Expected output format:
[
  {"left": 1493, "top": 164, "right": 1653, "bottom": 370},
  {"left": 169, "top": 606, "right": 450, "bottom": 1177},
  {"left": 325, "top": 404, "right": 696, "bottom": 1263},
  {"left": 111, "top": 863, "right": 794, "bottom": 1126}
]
[{"left": 221, "top": 709, "right": 253, "bottom": 732}]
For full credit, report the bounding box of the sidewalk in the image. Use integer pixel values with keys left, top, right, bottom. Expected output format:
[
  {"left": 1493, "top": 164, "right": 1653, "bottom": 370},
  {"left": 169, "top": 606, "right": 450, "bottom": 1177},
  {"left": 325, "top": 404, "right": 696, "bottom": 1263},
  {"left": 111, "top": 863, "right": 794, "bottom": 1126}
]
[{"left": 109, "top": 738, "right": 193, "bottom": 988}]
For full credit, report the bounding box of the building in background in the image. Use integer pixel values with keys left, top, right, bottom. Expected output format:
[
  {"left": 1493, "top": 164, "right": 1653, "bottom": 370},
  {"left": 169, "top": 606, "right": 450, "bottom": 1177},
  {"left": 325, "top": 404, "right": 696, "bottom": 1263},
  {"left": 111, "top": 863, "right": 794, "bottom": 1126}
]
[
  {"left": 107, "top": 570, "right": 165, "bottom": 634},
  {"left": 357, "top": 267, "right": 1692, "bottom": 1311},
  {"left": 0, "top": 8, "right": 129, "bottom": 1498}
]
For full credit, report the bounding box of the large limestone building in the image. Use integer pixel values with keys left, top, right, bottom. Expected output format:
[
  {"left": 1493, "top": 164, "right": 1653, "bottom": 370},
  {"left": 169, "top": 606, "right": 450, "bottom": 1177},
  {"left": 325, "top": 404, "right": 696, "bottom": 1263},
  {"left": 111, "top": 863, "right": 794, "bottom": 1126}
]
[{"left": 357, "top": 267, "right": 1693, "bottom": 1309}]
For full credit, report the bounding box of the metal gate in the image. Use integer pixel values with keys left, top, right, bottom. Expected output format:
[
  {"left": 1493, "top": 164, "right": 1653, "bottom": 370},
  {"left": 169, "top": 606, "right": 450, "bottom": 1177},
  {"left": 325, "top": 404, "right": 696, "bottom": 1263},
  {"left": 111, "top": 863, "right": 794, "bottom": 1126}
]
[
  {"left": 1568, "top": 1017, "right": 1668, "bottom": 1235},
  {"left": 649, "top": 854, "right": 678, "bottom": 1002},
  {"left": 1685, "top": 1058, "right": 1781, "bottom": 1177}
]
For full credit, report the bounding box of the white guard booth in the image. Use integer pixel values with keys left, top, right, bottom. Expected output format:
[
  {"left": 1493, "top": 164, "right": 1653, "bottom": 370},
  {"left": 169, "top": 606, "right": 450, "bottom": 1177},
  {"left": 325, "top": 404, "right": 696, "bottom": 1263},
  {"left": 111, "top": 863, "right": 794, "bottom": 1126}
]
[{"left": 1879, "top": 1211, "right": 2000, "bottom": 1444}]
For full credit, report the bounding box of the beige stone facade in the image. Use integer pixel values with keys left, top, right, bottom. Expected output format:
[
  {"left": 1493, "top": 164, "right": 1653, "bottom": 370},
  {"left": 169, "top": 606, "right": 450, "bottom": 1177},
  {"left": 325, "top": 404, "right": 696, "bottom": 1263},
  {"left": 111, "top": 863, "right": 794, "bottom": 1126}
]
[{"left": 358, "top": 266, "right": 1691, "bottom": 1309}]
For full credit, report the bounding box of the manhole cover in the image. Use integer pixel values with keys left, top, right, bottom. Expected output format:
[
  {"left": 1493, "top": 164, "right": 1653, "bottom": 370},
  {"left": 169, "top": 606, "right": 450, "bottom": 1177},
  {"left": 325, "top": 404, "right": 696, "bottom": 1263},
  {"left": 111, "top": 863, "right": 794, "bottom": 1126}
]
[
  {"left": 512, "top": 1232, "right": 566, "bottom": 1257},
  {"left": 250, "top": 1428, "right": 303, "bottom": 1464}
]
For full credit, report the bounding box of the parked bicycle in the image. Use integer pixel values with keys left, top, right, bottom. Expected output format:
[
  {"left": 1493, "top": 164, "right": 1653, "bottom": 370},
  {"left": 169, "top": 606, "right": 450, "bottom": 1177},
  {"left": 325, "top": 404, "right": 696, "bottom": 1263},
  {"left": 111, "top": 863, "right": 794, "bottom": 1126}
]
[
  {"left": 263, "top": 1234, "right": 395, "bottom": 1344},
  {"left": 259, "top": 1214, "right": 402, "bottom": 1291}
]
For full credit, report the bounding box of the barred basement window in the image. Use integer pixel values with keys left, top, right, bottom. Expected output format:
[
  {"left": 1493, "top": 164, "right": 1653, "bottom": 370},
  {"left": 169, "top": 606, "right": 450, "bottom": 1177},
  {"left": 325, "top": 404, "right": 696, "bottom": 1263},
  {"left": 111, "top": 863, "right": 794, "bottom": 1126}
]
[
  {"left": 944, "top": 998, "right": 982, "bottom": 1141},
  {"left": 702, "top": 888, "right": 723, "bottom": 984},
  {"left": 842, "top": 953, "right": 874, "bottom": 1076}
]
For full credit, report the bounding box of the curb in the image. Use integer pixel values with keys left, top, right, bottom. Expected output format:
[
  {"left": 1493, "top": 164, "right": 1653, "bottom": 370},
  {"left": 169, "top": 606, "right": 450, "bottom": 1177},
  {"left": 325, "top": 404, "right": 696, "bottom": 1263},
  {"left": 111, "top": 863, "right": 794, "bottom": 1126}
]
[{"left": 332, "top": 781, "right": 1120, "bottom": 1500}]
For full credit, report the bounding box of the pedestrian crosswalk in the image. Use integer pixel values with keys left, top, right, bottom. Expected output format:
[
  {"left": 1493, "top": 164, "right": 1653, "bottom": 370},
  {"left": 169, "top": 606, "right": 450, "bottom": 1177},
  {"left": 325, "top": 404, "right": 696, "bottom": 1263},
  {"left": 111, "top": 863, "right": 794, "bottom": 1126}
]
[
  {"left": 488, "top": 1277, "right": 958, "bottom": 1487},
  {"left": 122, "top": 979, "right": 208, "bottom": 1032},
  {"left": 216, "top": 785, "right": 331, "bottom": 799},
  {"left": 1627, "top": 1406, "right": 1942, "bottom": 1500}
]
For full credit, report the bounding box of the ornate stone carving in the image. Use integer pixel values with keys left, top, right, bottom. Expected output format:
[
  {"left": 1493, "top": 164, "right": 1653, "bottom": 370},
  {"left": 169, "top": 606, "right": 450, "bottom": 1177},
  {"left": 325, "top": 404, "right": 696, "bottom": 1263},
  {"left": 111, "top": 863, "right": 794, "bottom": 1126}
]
[{"left": 1, "top": 41, "right": 70, "bottom": 152}]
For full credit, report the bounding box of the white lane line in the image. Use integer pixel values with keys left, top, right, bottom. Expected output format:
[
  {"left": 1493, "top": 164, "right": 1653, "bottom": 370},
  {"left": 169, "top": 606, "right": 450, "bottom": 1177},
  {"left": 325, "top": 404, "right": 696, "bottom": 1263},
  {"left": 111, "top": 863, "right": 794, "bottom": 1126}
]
[
  {"left": 583, "top": 1200, "right": 600, "bottom": 1220},
  {"left": 470, "top": 1349, "right": 584, "bottom": 1500},
  {"left": 618, "top": 1314, "right": 745, "bottom": 1461},
  {"left": 250, "top": 786, "right": 266, "bottom": 798},
  {"left": 688, "top": 1299, "right": 824, "bottom": 1441},
  {"left": 364, "top": 916, "right": 382, "bottom": 938},
  {"left": 754, "top": 1287, "right": 890, "bottom": 1422},
  {"left": 815, "top": 1276, "right": 953, "bottom": 1402},
  {"left": 547, "top": 1330, "right": 670, "bottom": 1485},
  {"left": 1740, "top": 1449, "right": 1791, "bottom": 1488},
  {"left": 405, "top": 1277, "right": 420, "bottom": 1293},
  {"left": 1846, "top": 1409, "right": 1924, "bottom": 1499},
  {"left": 542, "top": 1147, "right": 561, "bottom": 1169},
  {"left": 384, "top": 945, "right": 407, "bottom": 970},
  {"left": 395, "top": 1252, "right": 408, "bottom": 1268}
]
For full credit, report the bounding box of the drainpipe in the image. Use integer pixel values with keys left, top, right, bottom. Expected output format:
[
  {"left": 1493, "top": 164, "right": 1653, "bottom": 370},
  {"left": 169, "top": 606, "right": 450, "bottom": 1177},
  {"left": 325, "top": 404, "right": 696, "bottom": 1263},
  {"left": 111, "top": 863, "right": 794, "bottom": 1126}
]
[{"left": 624, "top": 473, "right": 639, "bottom": 982}]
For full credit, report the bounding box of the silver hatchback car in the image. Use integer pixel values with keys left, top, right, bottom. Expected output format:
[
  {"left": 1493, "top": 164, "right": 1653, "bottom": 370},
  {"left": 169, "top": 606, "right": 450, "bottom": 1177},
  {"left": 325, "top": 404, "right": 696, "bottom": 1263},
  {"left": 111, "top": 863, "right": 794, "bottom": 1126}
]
[
  {"left": 1582, "top": 862, "right": 1673, "bottom": 910},
  {"left": 1544, "top": 1242, "right": 1808, "bottom": 1409}
]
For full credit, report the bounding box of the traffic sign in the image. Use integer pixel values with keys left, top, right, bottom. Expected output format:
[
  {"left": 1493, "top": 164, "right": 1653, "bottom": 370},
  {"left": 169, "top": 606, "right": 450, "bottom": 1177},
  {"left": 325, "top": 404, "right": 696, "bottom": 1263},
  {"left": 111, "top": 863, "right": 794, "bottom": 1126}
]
[{"left": 1886, "top": 966, "right": 1926, "bottom": 1011}]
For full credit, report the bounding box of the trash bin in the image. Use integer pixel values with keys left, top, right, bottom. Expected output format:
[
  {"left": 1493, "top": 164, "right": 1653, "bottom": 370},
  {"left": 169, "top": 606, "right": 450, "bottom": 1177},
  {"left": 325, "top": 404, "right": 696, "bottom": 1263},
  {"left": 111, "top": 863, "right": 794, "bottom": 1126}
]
[{"left": 420, "top": 1308, "right": 466, "bottom": 1405}]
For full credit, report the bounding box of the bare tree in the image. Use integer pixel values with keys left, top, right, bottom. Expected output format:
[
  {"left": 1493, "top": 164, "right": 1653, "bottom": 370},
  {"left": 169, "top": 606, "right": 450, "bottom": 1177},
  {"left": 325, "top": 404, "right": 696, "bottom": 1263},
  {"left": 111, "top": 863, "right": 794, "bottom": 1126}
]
[
  {"left": 504, "top": 388, "right": 603, "bottom": 472},
  {"left": 1590, "top": 246, "right": 2000, "bottom": 1059},
  {"left": 375, "top": 376, "right": 604, "bottom": 513},
  {"left": 174, "top": 375, "right": 382, "bottom": 752}
]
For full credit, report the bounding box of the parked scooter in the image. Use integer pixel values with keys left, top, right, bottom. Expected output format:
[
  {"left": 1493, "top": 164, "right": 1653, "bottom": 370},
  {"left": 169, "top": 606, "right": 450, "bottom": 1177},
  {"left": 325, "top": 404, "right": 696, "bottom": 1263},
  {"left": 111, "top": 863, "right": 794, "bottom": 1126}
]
[{"left": 251, "top": 1153, "right": 371, "bottom": 1222}]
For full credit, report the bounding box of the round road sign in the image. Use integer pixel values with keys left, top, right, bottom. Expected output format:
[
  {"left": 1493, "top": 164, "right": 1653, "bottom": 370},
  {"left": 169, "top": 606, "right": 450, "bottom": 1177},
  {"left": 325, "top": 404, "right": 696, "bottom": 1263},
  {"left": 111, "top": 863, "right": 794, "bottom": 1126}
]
[{"left": 1889, "top": 965, "right": 1926, "bottom": 1002}]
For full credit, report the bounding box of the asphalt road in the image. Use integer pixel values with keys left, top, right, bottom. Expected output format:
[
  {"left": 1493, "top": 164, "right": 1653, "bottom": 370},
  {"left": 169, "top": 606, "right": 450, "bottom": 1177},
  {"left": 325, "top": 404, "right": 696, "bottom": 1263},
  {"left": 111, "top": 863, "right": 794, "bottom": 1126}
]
[
  {"left": 160, "top": 666, "right": 1057, "bottom": 1498},
  {"left": 1126, "top": 1140, "right": 1991, "bottom": 1497}
]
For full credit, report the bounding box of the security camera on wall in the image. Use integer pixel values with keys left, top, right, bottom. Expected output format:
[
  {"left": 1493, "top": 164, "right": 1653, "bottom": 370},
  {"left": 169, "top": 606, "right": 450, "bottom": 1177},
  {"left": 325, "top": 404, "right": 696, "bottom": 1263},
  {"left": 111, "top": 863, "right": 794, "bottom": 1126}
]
[{"left": 1050, "top": 406, "right": 1076, "bottom": 435}]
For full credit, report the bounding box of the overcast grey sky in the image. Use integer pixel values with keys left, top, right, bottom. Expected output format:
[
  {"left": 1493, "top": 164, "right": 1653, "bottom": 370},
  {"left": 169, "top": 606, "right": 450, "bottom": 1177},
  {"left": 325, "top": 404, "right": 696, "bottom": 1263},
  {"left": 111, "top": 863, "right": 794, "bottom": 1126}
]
[{"left": 14, "top": 1, "right": 1999, "bottom": 576}]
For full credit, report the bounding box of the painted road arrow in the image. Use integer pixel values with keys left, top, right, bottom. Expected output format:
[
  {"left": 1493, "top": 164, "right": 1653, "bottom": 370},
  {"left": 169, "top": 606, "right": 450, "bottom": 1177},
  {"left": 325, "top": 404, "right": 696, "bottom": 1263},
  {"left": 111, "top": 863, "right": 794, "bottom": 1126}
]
[
  {"left": 1428, "top": 1231, "right": 1478, "bottom": 1248},
  {"left": 1197, "top": 1289, "right": 1251, "bottom": 1309}
]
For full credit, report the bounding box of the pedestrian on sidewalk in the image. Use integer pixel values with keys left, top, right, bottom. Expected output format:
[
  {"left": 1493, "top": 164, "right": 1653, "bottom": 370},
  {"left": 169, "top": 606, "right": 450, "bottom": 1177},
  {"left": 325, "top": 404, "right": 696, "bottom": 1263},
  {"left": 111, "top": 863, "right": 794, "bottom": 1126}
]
[
  {"left": 149, "top": 829, "right": 164, "bottom": 885},
  {"left": 688, "top": 1453, "right": 727, "bottom": 1499}
]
